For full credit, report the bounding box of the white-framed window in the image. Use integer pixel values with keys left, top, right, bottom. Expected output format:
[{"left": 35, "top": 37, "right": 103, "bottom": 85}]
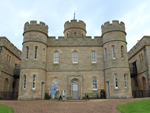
[
  {"left": 124, "top": 74, "right": 127, "bottom": 88},
  {"left": 0, "top": 47, "right": 2, "bottom": 53},
  {"left": 121, "top": 45, "right": 124, "bottom": 58},
  {"left": 91, "top": 51, "right": 97, "bottom": 63},
  {"left": 35, "top": 46, "right": 38, "bottom": 59},
  {"left": 32, "top": 75, "right": 36, "bottom": 89},
  {"left": 53, "top": 78, "right": 58, "bottom": 89},
  {"left": 42, "top": 48, "right": 45, "bottom": 61},
  {"left": 105, "top": 48, "right": 107, "bottom": 60},
  {"left": 93, "top": 77, "right": 97, "bottom": 90},
  {"left": 24, "top": 75, "right": 26, "bottom": 89},
  {"left": 112, "top": 45, "right": 115, "bottom": 59},
  {"left": 26, "top": 46, "right": 29, "bottom": 59},
  {"left": 54, "top": 51, "right": 59, "bottom": 63},
  {"left": 115, "top": 74, "right": 118, "bottom": 89},
  {"left": 73, "top": 51, "right": 78, "bottom": 63}
]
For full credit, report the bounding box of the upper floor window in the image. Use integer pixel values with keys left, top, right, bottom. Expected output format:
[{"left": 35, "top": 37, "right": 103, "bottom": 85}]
[
  {"left": 115, "top": 74, "right": 118, "bottom": 88},
  {"left": 121, "top": 45, "right": 124, "bottom": 58},
  {"left": 112, "top": 45, "right": 115, "bottom": 59},
  {"left": 35, "top": 46, "right": 38, "bottom": 59},
  {"left": 93, "top": 77, "right": 97, "bottom": 90},
  {"left": 73, "top": 51, "right": 78, "bottom": 63},
  {"left": 33, "top": 75, "right": 36, "bottom": 89},
  {"left": 24, "top": 75, "right": 26, "bottom": 89},
  {"left": 91, "top": 51, "right": 97, "bottom": 63},
  {"left": 54, "top": 51, "right": 59, "bottom": 63},
  {"left": 74, "top": 32, "right": 76, "bottom": 38},
  {"left": 124, "top": 74, "right": 127, "bottom": 88},
  {"left": 53, "top": 78, "right": 58, "bottom": 89},
  {"left": 42, "top": 48, "right": 45, "bottom": 61},
  {"left": 0, "top": 47, "right": 2, "bottom": 53},
  {"left": 105, "top": 48, "right": 107, "bottom": 60},
  {"left": 26, "top": 46, "right": 29, "bottom": 59}
]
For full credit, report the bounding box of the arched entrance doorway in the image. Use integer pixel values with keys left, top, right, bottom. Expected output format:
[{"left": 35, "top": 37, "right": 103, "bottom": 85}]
[
  {"left": 142, "top": 77, "right": 146, "bottom": 90},
  {"left": 4, "top": 78, "right": 9, "bottom": 91},
  {"left": 72, "top": 80, "right": 78, "bottom": 99}
]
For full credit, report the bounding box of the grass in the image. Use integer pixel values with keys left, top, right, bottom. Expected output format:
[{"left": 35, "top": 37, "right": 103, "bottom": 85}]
[
  {"left": 0, "top": 104, "right": 14, "bottom": 113},
  {"left": 117, "top": 99, "right": 150, "bottom": 113}
]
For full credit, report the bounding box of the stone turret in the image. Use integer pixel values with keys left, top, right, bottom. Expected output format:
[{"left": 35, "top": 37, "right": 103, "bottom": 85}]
[
  {"left": 102, "top": 20, "right": 132, "bottom": 99},
  {"left": 64, "top": 20, "right": 86, "bottom": 38},
  {"left": 18, "top": 21, "right": 48, "bottom": 100}
]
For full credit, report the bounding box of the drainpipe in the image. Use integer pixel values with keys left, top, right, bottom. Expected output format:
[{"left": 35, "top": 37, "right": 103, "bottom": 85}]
[{"left": 143, "top": 47, "right": 150, "bottom": 91}]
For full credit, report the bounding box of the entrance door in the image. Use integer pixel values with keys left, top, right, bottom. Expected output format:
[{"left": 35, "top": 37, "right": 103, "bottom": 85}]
[
  {"left": 41, "top": 82, "right": 44, "bottom": 99},
  {"left": 107, "top": 82, "right": 110, "bottom": 99},
  {"left": 72, "top": 80, "right": 78, "bottom": 99}
]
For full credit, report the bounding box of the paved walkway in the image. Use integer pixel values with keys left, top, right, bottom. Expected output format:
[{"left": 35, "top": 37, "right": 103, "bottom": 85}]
[{"left": 0, "top": 98, "right": 149, "bottom": 113}]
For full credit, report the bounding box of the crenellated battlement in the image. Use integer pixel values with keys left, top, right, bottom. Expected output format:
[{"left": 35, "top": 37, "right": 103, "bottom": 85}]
[
  {"left": 101, "top": 20, "right": 125, "bottom": 35},
  {"left": 24, "top": 21, "right": 48, "bottom": 35},
  {"left": 64, "top": 20, "right": 86, "bottom": 32},
  {"left": 0, "top": 37, "right": 22, "bottom": 59}
]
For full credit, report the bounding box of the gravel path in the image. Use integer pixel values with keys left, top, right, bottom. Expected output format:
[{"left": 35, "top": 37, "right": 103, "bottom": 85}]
[{"left": 0, "top": 98, "right": 149, "bottom": 113}]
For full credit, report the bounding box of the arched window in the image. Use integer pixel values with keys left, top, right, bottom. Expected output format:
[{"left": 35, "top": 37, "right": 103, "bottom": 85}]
[
  {"left": 91, "top": 51, "right": 97, "bottom": 63},
  {"left": 115, "top": 75, "right": 118, "bottom": 88},
  {"left": 53, "top": 78, "right": 58, "bottom": 89},
  {"left": 121, "top": 45, "right": 124, "bottom": 58},
  {"left": 9, "top": 56, "right": 11, "bottom": 63},
  {"left": 74, "top": 32, "right": 76, "bottom": 38},
  {"left": 54, "top": 51, "right": 59, "bottom": 63},
  {"left": 124, "top": 74, "right": 127, "bottom": 88},
  {"left": 112, "top": 45, "right": 115, "bottom": 59},
  {"left": 93, "top": 77, "right": 97, "bottom": 90},
  {"left": 43, "top": 48, "right": 45, "bottom": 61},
  {"left": 139, "top": 55, "right": 141, "bottom": 62},
  {"left": 26, "top": 46, "right": 29, "bottom": 59},
  {"left": 24, "top": 75, "right": 26, "bottom": 89},
  {"left": 7, "top": 55, "right": 9, "bottom": 62},
  {"left": 0, "top": 47, "right": 2, "bottom": 53},
  {"left": 73, "top": 51, "right": 78, "bottom": 63},
  {"left": 35, "top": 46, "right": 38, "bottom": 59},
  {"left": 105, "top": 48, "right": 107, "bottom": 60},
  {"left": 33, "top": 75, "right": 36, "bottom": 89},
  {"left": 141, "top": 54, "right": 143, "bottom": 61},
  {"left": 142, "top": 77, "right": 146, "bottom": 90}
]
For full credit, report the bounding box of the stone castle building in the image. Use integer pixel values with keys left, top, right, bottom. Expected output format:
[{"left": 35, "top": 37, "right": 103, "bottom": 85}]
[
  {"left": 1, "top": 19, "right": 149, "bottom": 100},
  {"left": 17, "top": 19, "right": 133, "bottom": 100}
]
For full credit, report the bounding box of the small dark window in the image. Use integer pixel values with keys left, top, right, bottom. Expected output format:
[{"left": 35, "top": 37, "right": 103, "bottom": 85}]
[
  {"left": 35, "top": 46, "right": 38, "bottom": 59},
  {"left": 0, "top": 47, "right": 2, "bottom": 53},
  {"left": 74, "top": 32, "right": 76, "bottom": 38}
]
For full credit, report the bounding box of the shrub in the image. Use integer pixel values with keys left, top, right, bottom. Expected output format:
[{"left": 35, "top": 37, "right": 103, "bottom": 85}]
[{"left": 44, "top": 93, "right": 50, "bottom": 100}]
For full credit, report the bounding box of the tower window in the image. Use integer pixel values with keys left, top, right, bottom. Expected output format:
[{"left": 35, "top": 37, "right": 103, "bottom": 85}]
[
  {"left": 124, "top": 74, "right": 127, "bottom": 88},
  {"left": 74, "top": 32, "right": 76, "bottom": 38},
  {"left": 54, "top": 51, "right": 59, "bottom": 63},
  {"left": 26, "top": 46, "right": 29, "bottom": 59},
  {"left": 43, "top": 48, "right": 45, "bottom": 61},
  {"left": 121, "top": 45, "right": 124, "bottom": 58},
  {"left": 33, "top": 75, "right": 36, "bottom": 89},
  {"left": 35, "top": 46, "right": 38, "bottom": 59},
  {"left": 112, "top": 45, "right": 115, "bottom": 59},
  {"left": 115, "top": 75, "right": 118, "bottom": 88},
  {"left": 91, "top": 51, "right": 97, "bottom": 63},
  {"left": 73, "top": 51, "right": 78, "bottom": 63},
  {"left": 105, "top": 48, "right": 107, "bottom": 60},
  {"left": 93, "top": 77, "right": 97, "bottom": 90},
  {"left": 24, "top": 75, "right": 26, "bottom": 89}
]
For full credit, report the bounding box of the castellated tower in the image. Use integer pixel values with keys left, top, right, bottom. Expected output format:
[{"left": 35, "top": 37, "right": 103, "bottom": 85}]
[
  {"left": 64, "top": 20, "right": 86, "bottom": 38},
  {"left": 102, "top": 20, "right": 132, "bottom": 98},
  {"left": 18, "top": 21, "right": 48, "bottom": 100}
]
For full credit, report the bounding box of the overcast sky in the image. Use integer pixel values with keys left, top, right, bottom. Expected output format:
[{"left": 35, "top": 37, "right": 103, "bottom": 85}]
[{"left": 0, "top": 0, "right": 150, "bottom": 51}]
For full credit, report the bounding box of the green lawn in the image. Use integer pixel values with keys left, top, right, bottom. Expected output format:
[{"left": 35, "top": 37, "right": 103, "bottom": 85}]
[
  {"left": 117, "top": 99, "right": 150, "bottom": 113},
  {"left": 0, "top": 104, "right": 14, "bottom": 113}
]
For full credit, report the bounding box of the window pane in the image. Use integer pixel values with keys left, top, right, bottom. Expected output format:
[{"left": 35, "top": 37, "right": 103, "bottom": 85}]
[
  {"left": 35, "top": 46, "right": 37, "bottom": 59},
  {"left": 54, "top": 52, "right": 59, "bottom": 63},
  {"left": 24, "top": 75, "right": 26, "bottom": 89},
  {"left": 112, "top": 45, "right": 115, "bottom": 59},
  {"left": 73, "top": 51, "right": 78, "bottom": 63},
  {"left": 93, "top": 77, "right": 97, "bottom": 89},
  {"left": 26, "top": 46, "right": 29, "bottom": 59},
  {"left": 33, "top": 75, "right": 36, "bottom": 89},
  {"left": 121, "top": 46, "right": 123, "bottom": 58}
]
